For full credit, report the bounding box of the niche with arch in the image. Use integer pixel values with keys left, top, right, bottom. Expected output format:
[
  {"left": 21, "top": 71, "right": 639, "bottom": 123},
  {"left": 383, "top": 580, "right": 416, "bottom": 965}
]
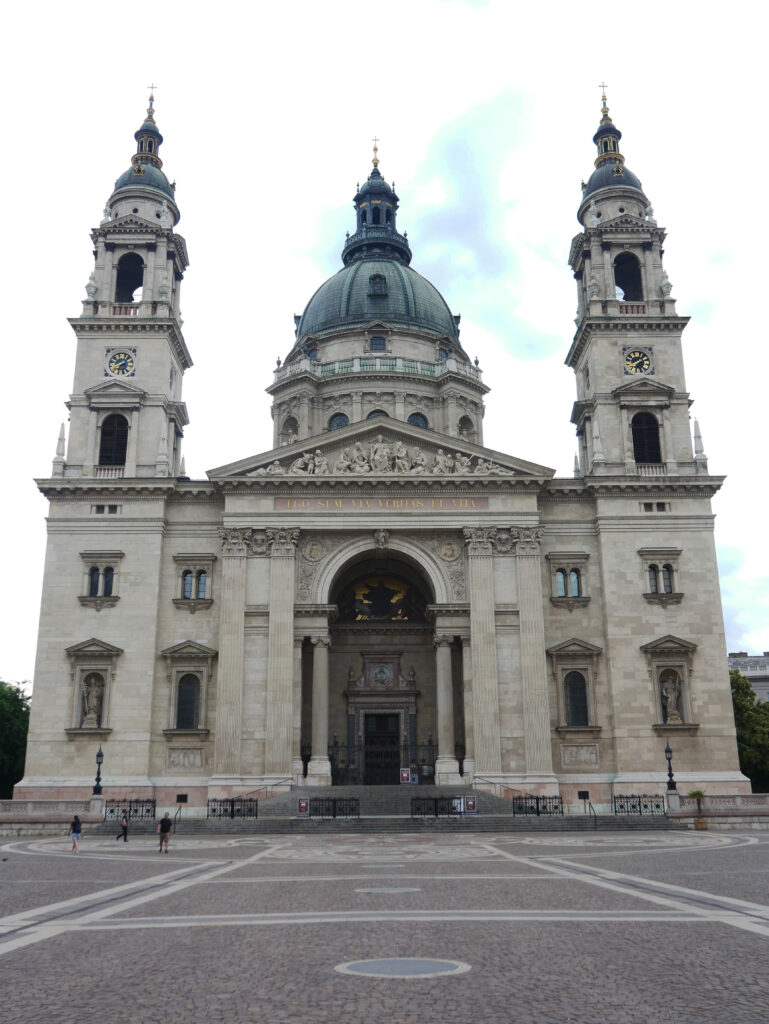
[{"left": 280, "top": 416, "right": 299, "bottom": 446}]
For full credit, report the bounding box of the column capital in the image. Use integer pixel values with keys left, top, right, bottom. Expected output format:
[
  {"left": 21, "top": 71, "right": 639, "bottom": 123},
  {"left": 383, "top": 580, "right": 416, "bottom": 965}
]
[
  {"left": 434, "top": 634, "right": 454, "bottom": 648},
  {"left": 310, "top": 635, "right": 331, "bottom": 648},
  {"left": 219, "top": 527, "right": 264, "bottom": 557},
  {"left": 463, "top": 527, "right": 497, "bottom": 555},
  {"left": 267, "top": 527, "right": 300, "bottom": 556},
  {"left": 511, "top": 527, "right": 544, "bottom": 556}
]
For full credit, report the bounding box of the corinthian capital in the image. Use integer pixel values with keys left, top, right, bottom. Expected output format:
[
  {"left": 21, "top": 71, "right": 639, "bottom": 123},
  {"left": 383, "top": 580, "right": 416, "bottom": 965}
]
[
  {"left": 267, "top": 527, "right": 300, "bottom": 556},
  {"left": 462, "top": 527, "right": 497, "bottom": 555},
  {"left": 510, "top": 527, "right": 544, "bottom": 556},
  {"left": 219, "top": 527, "right": 252, "bottom": 557}
]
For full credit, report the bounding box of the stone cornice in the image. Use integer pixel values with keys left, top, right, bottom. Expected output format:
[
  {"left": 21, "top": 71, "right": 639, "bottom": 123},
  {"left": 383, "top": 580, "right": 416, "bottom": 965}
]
[
  {"left": 68, "top": 317, "right": 192, "bottom": 371},
  {"left": 566, "top": 316, "right": 690, "bottom": 369},
  {"left": 543, "top": 477, "right": 725, "bottom": 498}
]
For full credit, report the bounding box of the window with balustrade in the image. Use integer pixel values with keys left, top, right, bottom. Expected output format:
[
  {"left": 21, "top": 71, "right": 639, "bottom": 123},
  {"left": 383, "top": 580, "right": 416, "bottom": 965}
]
[
  {"left": 114, "top": 252, "right": 144, "bottom": 303},
  {"left": 639, "top": 548, "right": 682, "bottom": 605},
  {"left": 632, "top": 412, "right": 662, "bottom": 464},
  {"left": 546, "top": 552, "right": 590, "bottom": 609}
]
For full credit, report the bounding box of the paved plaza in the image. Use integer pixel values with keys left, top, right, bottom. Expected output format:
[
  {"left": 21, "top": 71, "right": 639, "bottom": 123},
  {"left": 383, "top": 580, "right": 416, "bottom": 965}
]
[{"left": 1, "top": 829, "right": 769, "bottom": 1023}]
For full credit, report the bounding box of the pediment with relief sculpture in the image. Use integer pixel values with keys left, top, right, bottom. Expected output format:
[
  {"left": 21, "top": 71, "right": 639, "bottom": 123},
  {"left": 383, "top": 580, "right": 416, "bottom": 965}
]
[{"left": 208, "top": 418, "right": 553, "bottom": 481}]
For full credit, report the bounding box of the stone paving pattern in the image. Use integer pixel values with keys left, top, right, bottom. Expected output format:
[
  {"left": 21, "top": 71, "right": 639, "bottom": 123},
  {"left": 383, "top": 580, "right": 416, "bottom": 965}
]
[{"left": 1, "top": 831, "right": 768, "bottom": 1023}]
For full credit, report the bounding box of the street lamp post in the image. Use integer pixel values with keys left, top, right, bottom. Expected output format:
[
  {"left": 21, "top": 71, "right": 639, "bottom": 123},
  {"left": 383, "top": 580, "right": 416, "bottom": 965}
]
[
  {"left": 664, "top": 742, "right": 676, "bottom": 791},
  {"left": 93, "top": 746, "right": 104, "bottom": 796}
]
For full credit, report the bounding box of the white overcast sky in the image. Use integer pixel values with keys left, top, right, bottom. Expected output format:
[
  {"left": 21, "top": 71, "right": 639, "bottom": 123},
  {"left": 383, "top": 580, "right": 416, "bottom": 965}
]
[{"left": 2, "top": 0, "right": 767, "bottom": 684}]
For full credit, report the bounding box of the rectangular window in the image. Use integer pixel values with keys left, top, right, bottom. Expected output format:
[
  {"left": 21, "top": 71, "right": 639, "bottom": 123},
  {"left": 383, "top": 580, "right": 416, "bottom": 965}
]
[{"left": 370, "top": 336, "right": 386, "bottom": 351}]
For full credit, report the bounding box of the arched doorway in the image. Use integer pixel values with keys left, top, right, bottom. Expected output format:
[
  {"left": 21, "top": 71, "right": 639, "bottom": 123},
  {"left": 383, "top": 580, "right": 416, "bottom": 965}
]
[{"left": 300, "top": 553, "right": 465, "bottom": 785}]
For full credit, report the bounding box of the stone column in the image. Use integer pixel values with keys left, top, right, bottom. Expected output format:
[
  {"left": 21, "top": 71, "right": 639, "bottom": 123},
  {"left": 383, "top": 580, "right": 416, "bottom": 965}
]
[
  {"left": 264, "top": 528, "right": 299, "bottom": 776},
  {"left": 461, "top": 637, "right": 475, "bottom": 778},
  {"left": 620, "top": 405, "right": 634, "bottom": 471},
  {"left": 434, "top": 634, "right": 459, "bottom": 781},
  {"left": 661, "top": 411, "right": 677, "bottom": 473},
  {"left": 307, "top": 635, "right": 331, "bottom": 784},
  {"left": 291, "top": 637, "right": 304, "bottom": 780},
  {"left": 213, "top": 528, "right": 251, "bottom": 777},
  {"left": 512, "top": 528, "right": 555, "bottom": 779},
  {"left": 351, "top": 390, "right": 362, "bottom": 423},
  {"left": 85, "top": 409, "right": 98, "bottom": 475},
  {"left": 463, "top": 529, "right": 502, "bottom": 773},
  {"left": 125, "top": 408, "right": 140, "bottom": 476}
]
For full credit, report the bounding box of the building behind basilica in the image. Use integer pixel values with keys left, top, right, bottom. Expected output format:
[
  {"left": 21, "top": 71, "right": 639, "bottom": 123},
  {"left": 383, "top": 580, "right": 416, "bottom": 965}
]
[{"left": 17, "top": 93, "right": 749, "bottom": 811}]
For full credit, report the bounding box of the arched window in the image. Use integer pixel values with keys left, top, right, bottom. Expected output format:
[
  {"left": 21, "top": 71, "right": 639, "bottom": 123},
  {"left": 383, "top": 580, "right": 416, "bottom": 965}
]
[
  {"left": 614, "top": 252, "right": 643, "bottom": 302},
  {"left": 408, "top": 412, "right": 428, "bottom": 429},
  {"left": 88, "top": 567, "right": 100, "bottom": 598},
  {"left": 114, "top": 252, "right": 144, "bottom": 303},
  {"left": 555, "top": 570, "right": 567, "bottom": 597},
  {"left": 103, "top": 567, "right": 114, "bottom": 597},
  {"left": 176, "top": 674, "right": 200, "bottom": 730},
  {"left": 569, "top": 569, "right": 581, "bottom": 597},
  {"left": 367, "top": 409, "right": 388, "bottom": 419},
  {"left": 457, "top": 415, "right": 475, "bottom": 441},
  {"left": 182, "top": 570, "right": 193, "bottom": 599},
  {"left": 662, "top": 564, "right": 674, "bottom": 594},
  {"left": 648, "top": 565, "right": 659, "bottom": 594},
  {"left": 328, "top": 413, "right": 349, "bottom": 431},
  {"left": 372, "top": 206, "right": 381, "bottom": 225},
  {"left": 196, "top": 571, "right": 207, "bottom": 600},
  {"left": 564, "top": 671, "right": 589, "bottom": 727},
  {"left": 99, "top": 414, "right": 128, "bottom": 466},
  {"left": 632, "top": 412, "right": 662, "bottom": 464}
]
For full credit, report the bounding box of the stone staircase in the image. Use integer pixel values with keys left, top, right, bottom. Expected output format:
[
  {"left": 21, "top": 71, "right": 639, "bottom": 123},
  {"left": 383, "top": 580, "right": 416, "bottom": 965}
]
[{"left": 91, "top": 784, "right": 687, "bottom": 835}]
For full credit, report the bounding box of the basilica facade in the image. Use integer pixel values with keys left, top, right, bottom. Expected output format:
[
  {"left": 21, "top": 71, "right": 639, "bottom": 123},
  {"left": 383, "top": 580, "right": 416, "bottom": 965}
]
[{"left": 18, "top": 94, "right": 749, "bottom": 811}]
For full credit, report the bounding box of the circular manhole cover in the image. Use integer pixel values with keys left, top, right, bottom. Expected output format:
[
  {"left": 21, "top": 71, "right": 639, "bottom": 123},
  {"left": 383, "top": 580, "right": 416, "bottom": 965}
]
[
  {"left": 335, "top": 958, "right": 471, "bottom": 979},
  {"left": 355, "top": 887, "right": 421, "bottom": 894}
]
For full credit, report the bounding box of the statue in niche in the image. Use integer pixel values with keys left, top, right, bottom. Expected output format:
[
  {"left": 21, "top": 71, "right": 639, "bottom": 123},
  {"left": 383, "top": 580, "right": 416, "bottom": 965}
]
[
  {"left": 333, "top": 448, "right": 353, "bottom": 474},
  {"left": 81, "top": 675, "right": 104, "bottom": 727},
  {"left": 393, "top": 441, "right": 411, "bottom": 473},
  {"left": 660, "top": 673, "right": 683, "bottom": 724}
]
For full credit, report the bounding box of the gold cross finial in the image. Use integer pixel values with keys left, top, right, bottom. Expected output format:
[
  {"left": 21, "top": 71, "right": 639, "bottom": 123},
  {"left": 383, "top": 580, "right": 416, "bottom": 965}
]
[
  {"left": 598, "top": 82, "right": 610, "bottom": 120},
  {"left": 372, "top": 135, "right": 380, "bottom": 168},
  {"left": 147, "top": 84, "right": 157, "bottom": 119}
]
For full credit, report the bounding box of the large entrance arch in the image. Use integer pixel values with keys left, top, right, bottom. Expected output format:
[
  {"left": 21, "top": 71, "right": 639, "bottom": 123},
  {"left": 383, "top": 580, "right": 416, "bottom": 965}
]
[{"left": 299, "top": 551, "right": 467, "bottom": 786}]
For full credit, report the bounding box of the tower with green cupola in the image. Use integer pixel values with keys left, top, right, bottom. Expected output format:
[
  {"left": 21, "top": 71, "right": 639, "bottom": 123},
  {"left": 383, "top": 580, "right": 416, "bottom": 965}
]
[
  {"left": 566, "top": 90, "right": 705, "bottom": 479},
  {"left": 62, "top": 93, "right": 191, "bottom": 480}
]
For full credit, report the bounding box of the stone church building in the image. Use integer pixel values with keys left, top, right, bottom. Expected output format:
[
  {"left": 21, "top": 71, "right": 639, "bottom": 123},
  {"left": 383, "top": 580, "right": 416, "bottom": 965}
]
[{"left": 18, "top": 94, "right": 748, "bottom": 811}]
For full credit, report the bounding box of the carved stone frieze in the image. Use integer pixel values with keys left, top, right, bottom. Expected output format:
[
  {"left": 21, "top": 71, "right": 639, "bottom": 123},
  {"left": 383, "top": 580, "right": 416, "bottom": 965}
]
[{"left": 296, "top": 533, "right": 347, "bottom": 600}]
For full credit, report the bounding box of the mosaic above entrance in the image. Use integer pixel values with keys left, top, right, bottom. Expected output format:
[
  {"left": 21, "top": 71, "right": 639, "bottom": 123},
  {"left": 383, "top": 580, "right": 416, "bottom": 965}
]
[{"left": 337, "top": 574, "right": 427, "bottom": 622}]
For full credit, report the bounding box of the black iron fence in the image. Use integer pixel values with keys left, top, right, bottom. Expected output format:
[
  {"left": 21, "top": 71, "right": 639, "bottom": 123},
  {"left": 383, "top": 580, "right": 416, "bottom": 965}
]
[
  {"left": 309, "top": 797, "right": 360, "bottom": 819},
  {"left": 411, "top": 796, "right": 464, "bottom": 818},
  {"left": 509, "top": 796, "right": 564, "bottom": 817},
  {"left": 206, "top": 798, "right": 259, "bottom": 820},
  {"left": 613, "top": 794, "right": 667, "bottom": 815},
  {"left": 104, "top": 799, "right": 156, "bottom": 821}
]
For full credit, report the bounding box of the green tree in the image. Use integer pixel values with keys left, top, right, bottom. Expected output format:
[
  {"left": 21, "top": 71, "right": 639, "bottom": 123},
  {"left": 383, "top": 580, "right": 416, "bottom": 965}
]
[
  {"left": 730, "top": 669, "right": 769, "bottom": 793},
  {"left": 0, "top": 680, "right": 31, "bottom": 799}
]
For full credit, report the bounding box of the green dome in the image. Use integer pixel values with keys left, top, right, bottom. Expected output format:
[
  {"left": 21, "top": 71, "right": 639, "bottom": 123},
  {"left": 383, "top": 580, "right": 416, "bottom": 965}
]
[
  {"left": 113, "top": 162, "right": 175, "bottom": 199},
  {"left": 297, "top": 257, "right": 460, "bottom": 341}
]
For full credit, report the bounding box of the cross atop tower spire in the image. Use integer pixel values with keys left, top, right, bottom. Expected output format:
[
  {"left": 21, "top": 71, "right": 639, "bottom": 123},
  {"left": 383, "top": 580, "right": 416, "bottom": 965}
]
[{"left": 372, "top": 136, "right": 380, "bottom": 168}]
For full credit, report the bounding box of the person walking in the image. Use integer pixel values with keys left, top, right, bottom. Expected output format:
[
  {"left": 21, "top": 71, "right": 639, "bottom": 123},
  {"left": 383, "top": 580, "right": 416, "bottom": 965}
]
[
  {"left": 116, "top": 810, "right": 128, "bottom": 843},
  {"left": 157, "top": 812, "right": 173, "bottom": 853},
  {"left": 68, "top": 815, "right": 82, "bottom": 853}
]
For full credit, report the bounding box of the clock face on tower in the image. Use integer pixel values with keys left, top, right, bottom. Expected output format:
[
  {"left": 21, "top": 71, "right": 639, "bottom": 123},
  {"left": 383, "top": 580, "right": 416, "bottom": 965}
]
[
  {"left": 106, "top": 350, "right": 136, "bottom": 377},
  {"left": 624, "top": 349, "right": 651, "bottom": 375}
]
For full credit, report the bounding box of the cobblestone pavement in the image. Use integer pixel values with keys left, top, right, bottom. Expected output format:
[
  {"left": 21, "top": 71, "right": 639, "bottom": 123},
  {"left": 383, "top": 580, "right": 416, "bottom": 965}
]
[{"left": 1, "top": 830, "right": 769, "bottom": 1023}]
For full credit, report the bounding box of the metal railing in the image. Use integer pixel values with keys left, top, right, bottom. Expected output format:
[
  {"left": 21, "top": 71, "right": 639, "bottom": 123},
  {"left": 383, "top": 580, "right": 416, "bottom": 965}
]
[
  {"left": 588, "top": 802, "right": 598, "bottom": 830},
  {"left": 613, "top": 794, "right": 666, "bottom": 815},
  {"left": 309, "top": 797, "right": 359, "bottom": 819},
  {"left": 206, "top": 798, "right": 259, "bottom": 820},
  {"left": 104, "top": 799, "right": 156, "bottom": 820},
  {"left": 509, "top": 795, "right": 564, "bottom": 816},
  {"left": 411, "top": 797, "right": 463, "bottom": 818}
]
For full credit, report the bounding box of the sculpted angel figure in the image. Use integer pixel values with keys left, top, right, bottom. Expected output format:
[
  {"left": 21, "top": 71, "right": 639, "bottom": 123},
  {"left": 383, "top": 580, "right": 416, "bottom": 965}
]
[
  {"left": 454, "top": 452, "right": 471, "bottom": 473},
  {"left": 313, "top": 450, "right": 329, "bottom": 475},
  {"left": 333, "top": 448, "right": 353, "bottom": 473},
  {"left": 393, "top": 441, "right": 411, "bottom": 474},
  {"left": 411, "top": 447, "right": 427, "bottom": 474}
]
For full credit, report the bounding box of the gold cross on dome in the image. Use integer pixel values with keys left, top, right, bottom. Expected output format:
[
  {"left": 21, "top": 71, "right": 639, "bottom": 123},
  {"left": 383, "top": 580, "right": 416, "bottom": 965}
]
[{"left": 372, "top": 136, "right": 380, "bottom": 167}]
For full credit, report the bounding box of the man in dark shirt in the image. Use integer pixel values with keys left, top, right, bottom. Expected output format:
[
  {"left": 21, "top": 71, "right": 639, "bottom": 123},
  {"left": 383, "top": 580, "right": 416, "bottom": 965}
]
[{"left": 157, "top": 812, "right": 173, "bottom": 853}]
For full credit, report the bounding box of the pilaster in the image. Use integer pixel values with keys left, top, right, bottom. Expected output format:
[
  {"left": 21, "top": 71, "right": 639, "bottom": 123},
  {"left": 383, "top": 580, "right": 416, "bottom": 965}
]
[
  {"left": 463, "top": 528, "right": 502, "bottom": 773},
  {"left": 213, "top": 528, "right": 250, "bottom": 776},
  {"left": 264, "top": 528, "right": 300, "bottom": 775}
]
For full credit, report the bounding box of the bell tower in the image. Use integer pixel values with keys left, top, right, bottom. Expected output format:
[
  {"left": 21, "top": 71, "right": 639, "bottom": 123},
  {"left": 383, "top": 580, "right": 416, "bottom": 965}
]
[
  {"left": 566, "top": 90, "right": 705, "bottom": 478},
  {"left": 61, "top": 93, "right": 191, "bottom": 479}
]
